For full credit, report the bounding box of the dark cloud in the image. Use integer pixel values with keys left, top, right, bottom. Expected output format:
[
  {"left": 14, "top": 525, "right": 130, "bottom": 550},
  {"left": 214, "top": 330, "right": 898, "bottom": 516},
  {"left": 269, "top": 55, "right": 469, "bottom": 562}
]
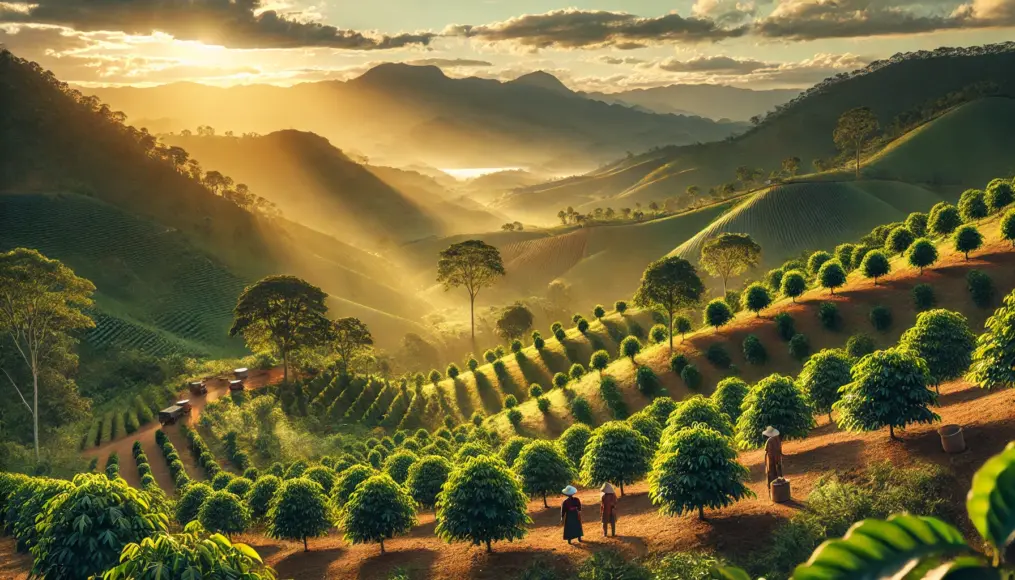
[
  {"left": 753, "top": 0, "right": 1015, "bottom": 40},
  {"left": 445, "top": 8, "right": 748, "bottom": 49},
  {"left": 0, "top": 0, "right": 436, "bottom": 49},
  {"left": 405, "top": 58, "right": 493, "bottom": 67},
  {"left": 653, "top": 55, "right": 769, "bottom": 73}
]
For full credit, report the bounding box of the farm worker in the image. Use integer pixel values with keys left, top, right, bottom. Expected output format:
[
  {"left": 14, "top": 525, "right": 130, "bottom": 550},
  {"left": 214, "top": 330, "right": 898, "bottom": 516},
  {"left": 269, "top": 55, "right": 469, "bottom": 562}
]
[
  {"left": 600, "top": 483, "right": 618, "bottom": 537},
  {"left": 763, "top": 426, "right": 783, "bottom": 495},
  {"left": 560, "top": 485, "right": 584, "bottom": 544}
]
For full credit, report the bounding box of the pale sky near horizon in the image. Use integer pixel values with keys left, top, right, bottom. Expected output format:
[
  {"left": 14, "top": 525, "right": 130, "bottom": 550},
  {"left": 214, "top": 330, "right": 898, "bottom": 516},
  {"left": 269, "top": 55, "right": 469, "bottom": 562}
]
[{"left": 1, "top": 0, "right": 1013, "bottom": 90}]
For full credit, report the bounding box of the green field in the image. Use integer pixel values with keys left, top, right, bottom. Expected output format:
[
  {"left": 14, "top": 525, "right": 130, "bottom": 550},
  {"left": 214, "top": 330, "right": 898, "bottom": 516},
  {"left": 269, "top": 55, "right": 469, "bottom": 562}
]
[
  {"left": 0, "top": 193, "right": 248, "bottom": 357},
  {"left": 669, "top": 180, "right": 947, "bottom": 268}
]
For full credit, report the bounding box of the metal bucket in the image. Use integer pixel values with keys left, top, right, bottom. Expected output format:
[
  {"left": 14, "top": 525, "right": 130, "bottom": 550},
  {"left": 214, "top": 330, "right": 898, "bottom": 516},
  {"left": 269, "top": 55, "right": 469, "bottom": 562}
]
[{"left": 938, "top": 424, "right": 966, "bottom": 454}]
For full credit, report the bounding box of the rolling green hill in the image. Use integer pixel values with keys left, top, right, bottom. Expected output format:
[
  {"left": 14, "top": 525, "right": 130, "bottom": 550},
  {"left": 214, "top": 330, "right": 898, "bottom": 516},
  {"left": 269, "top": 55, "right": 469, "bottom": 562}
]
[{"left": 506, "top": 44, "right": 1015, "bottom": 217}]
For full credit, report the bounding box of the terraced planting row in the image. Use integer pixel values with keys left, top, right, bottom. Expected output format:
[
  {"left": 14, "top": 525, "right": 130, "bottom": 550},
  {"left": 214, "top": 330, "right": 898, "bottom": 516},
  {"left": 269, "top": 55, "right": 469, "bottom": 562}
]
[
  {"left": 80, "top": 384, "right": 175, "bottom": 450},
  {"left": 86, "top": 312, "right": 199, "bottom": 357},
  {"left": 155, "top": 428, "right": 192, "bottom": 489},
  {"left": 501, "top": 229, "right": 589, "bottom": 289},
  {"left": 0, "top": 193, "right": 247, "bottom": 355}
]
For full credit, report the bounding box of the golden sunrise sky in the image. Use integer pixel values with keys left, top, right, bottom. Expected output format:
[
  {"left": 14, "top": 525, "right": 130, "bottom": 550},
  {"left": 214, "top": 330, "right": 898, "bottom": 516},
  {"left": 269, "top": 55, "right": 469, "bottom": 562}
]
[{"left": 1, "top": 0, "right": 1013, "bottom": 89}]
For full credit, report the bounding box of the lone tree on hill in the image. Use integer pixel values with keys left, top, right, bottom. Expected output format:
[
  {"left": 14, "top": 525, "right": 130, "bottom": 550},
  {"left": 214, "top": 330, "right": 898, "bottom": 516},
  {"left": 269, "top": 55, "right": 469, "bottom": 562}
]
[
  {"left": 435, "top": 455, "right": 531, "bottom": 553},
  {"left": 953, "top": 225, "right": 983, "bottom": 260},
  {"left": 437, "top": 240, "right": 505, "bottom": 342},
  {"left": 743, "top": 283, "right": 772, "bottom": 317},
  {"left": 798, "top": 348, "right": 852, "bottom": 422},
  {"left": 0, "top": 248, "right": 95, "bottom": 460},
  {"left": 513, "top": 440, "right": 576, "bottom": 508},
  {"left": 339, "top": 474, "right": 418, "bottom": 554},
  {"left": 266, "top": 478, "right": 333, "bottom": 551},
  {"left": 649, "top": 424, "right": 753, "bottom": 520},
  {"left": 230, "top": 275, "right": 330, "bottom": 383},
  {"left": 704, "top": 298, "right": 734, "bottom": 332},
  {"left": 907, "top": 238, "right": 938, "bottom": 274},
  {"left": 835, "top": 348, "right": 938, "bottom": 439},
  {"left": 634, "top": 256, "right": 705, "bottom": 352},
  {"left": 818, "top": 260, "right": 847, "bottom": 294},
  {"left": 699, "top": 233, "right": 762, "bottom": 294},
  {"left": 734, "top": 373, "right": 814, "bottom": 449},
  {"left": 330, "top": 317, "right": 372, "bottom": 374},
  {"left": 496, "top": 302, "right": 534, "bottom": 341},
  {"left": 861, "top": 250, "right": 891, "bottom": 285},
  {"left": 899, "top": 309, "right": 975, "bottom": 391},
  {"left": 834, "top": 107, "right": 879, "bottom": 178},
  {"left": 780, "top": 270, "right": 807, "bottom": 302},
  {"left": 580, "top": 421, "right": 653, "bottom": 495}
]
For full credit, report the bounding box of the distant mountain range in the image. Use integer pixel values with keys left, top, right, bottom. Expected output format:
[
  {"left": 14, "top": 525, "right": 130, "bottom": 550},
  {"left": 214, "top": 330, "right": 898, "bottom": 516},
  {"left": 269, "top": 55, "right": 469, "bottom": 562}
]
[
  {"left": 583, "top": 85, "right": 801, "bottom": 121},
  {"left": 83, "top": 64, "right": 750, "bottom": 173}
]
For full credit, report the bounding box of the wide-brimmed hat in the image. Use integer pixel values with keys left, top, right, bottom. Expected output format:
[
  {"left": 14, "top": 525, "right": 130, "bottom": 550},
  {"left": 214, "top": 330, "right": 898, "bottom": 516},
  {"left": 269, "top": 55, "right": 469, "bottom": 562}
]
[
  {"left": 562, "top": 485, "right": 578, "bottom": 496},
  {"left": 763, "top": 426, "right": 780, "bottom": 438},
  {"left": 600, "top": 483, "right": 615, "bottom": 494}
]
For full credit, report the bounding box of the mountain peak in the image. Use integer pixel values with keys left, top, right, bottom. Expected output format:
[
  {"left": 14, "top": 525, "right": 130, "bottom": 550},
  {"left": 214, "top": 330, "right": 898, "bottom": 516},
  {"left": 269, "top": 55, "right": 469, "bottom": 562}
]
[
  {"left": 355, "top": 62, "right": 448, "bottom": 85},
  {"left": 509, "top": 71, "right": 572, "bottom": 95}
]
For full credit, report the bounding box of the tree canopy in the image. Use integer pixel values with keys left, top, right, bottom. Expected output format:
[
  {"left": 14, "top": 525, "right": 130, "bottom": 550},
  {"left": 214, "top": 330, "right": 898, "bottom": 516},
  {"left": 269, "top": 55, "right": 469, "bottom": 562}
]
[
  {"left": 330, "top": 317, "right": 373, "bottom": 373},
  {"left": 712, "top": 377, "right": 749, "bottom": 424},
  {"left": 734, "top": 374, "right": 814, "bottom": 449},
  {"left": 835, "top": 348, "right": 939, "bottom": 439},
  {"left": 634, "top": 256, "right": 705, "bottom": 351},
  {"left": 495, "top": 302, "right": 534, "bottom": 341},
  {"left": 743, "top": 283, "right": 772, "bottom": 317},
  {"left": 435, "top": 455, "right": 531, "bottom": 552},
  {"left": 436, "top": 240, "right": 505, "bottom": 341},
  {"left": 833, "top": 107, "right": 879, "bottom": 178},
  {"left": 899, "top": 309, "right": 976, "bottom": 386},
  {"left": 580, "top": 421, "right": 653, "bottom": 495},
  {"left": 699, "top": 233, "right": 762, "bottom": 293},
  {"left": 798, "top": 349, "right": 852, "bottom": 419},
  {"left": 513, "top": 440, "right": 576, "bottom": 507},
  {"left": 265, "top": 478, "right": 332, "bottom": 551},
  {"left": 405, "top": 455, "right": 453, "bottom": 509},
  {"left": 666, "top": 395, "right": 734, "bottom": 438},
  {"left": 970, "top": 289, "right": 1015, "bottom": 391},
  {"left": 229, "top": 275, "right": 330, "bottom": 382},
  {"left": 818, "top": 260, "right": 847, "bottom": 294},
  {"left": 339, "top": 474, "right": 417, "bottom": 553},
  {"left": 907, "top": 238, "right": 938, "bottom": 273}
]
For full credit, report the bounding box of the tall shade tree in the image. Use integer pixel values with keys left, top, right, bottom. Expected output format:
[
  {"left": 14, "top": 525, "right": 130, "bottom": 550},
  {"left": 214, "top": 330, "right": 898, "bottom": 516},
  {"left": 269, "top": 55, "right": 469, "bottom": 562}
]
[
  {"left": 833, "top": 107, "right": 879, "bottom": 178},
  {"left": 798, "top": 349, "right": 852, "bottom": 422},
  {"left": 907, "top": 238, "right": 938, "bottom": 274},
  {"left": 835, "top": 348, "right": 938, "bottom": 439},
  {"left": 513, "top": 440, "right": 576, "bottom": 507},
  {"left": 734, "top": 374, "right": 815, "bottom": 449},
  {"left": 435, "top": 455, "right": 531, "bottom": 553},
  {"left": 339, "top": 474, "right": 417, "bottom": 554},
  {"left": 0, "top": 248, "right": 95, "bottom": 460},
  {"left": 711, "top": 377, "right": 749, "bottom": 424},
  {"left": 230, "top": 275, "right": 330, "bottom": 383},
  {"left": 331, "top": 317, "right": 372, "bottom": 374},
  {"left": 266, "top": 478, "right": 333, "bottom": 552},
  {"left": 495, "top": 302, "right": 534, "bottom": 341},
  {"left": 558, "top": 423, "right": 593, "bottom": 470},
  {"left": 699, "top": 233, "right": 762, "bottom": 294},
  {"left": 436, "top": 240, "right": 505, "bottom": 341},
  {"left": 970, "top": 289, "right": 1015, "bottom": 390},
  {"left": 649, "top": 425, "right": 753, "bottom": 520},
  {"left": 580, "top": 421, "right": 653, "bottom": 495},
  {"left": 743, "top": 283, "right": 772, "bottom": 317},
  {"left": 101, "top": 521, "right": 276, "bottom": 580},
  {"left": 818, "top": 260, "right": 847, "bottom": 295},
  {"left": 899, "top": 309, "right": 976, "bottom": 389},
  {"left": 634, "top": 256, "right": 705, "bottom": 352}
]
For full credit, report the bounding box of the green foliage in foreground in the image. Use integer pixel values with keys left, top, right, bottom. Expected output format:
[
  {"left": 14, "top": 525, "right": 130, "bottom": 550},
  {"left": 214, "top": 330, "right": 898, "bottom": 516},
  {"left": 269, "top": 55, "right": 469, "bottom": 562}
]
[
  {"left": 102, "top": 522, "right": 276, "bottom": 580},
  {"left": 666, "top": 395, "right": 733, "bottom": 438},
  {"left": 435, "top": 455, "right": 531, "bottom": 553}
]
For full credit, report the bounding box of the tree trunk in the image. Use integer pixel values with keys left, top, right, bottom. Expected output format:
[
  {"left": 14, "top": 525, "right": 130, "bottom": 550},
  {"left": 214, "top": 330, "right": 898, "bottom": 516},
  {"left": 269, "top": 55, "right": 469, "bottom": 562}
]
[
  {"left": 965, "top": 252, "right": 969, "bottom": 260},
  {"left": 855, "top": 139, "right": 862, "bottom": 179},
  {"left": 668, "top": 310, "right": 674, "bottom": 353},
  {"left": 619, "top": 481, "right": 625, "bottom": 496},
  {"left": 889, "top": 424, "right": 896, "bottom": 440},
  {"left": 303, "top": 535, "right": 309, "bottom": 552},
  {"left": 543, "top": 492, "right": 548, "bottom": 508},
  {"left": 470, "top": 293, "right": 476, "bottom": 342},
  {"left": 32, "top": 364, "right": 39, "bottom": 461},
  {"left": 830, "top": 287, "right": 835, "bottom": 295},
  {"left": 282, "top": 348, "right": 289, "bottom": 383},
  {"left": 828, "top": 412, "right": 833, "bottom": 424},
  {"left": 698, "top": 506, "right": 705, "bottom": 520},
  {"left": 485, "top": 539, "right": 492, "bottom": 553},
  {"left": 722, "top": 276, "right": 728, "bottom": 295},
  {"left": 380, "top": 538, "right": 385, "bottom": 554}
]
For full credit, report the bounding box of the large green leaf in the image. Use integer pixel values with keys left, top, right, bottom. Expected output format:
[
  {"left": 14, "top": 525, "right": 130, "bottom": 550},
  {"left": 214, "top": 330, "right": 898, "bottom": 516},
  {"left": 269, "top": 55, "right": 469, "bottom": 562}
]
[
  {"left": 791, "top": 515, "right": 971, "bottom": 580},
  {"left": 967, "top": 441, "right": 1015, "bottom": 562},
  {"left": 922, "top": 557, "right": 1001, "bottom": 580}
]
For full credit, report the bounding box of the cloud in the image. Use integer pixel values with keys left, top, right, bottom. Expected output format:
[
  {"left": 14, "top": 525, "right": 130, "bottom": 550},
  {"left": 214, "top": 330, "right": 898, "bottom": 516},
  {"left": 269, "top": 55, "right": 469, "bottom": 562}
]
[
  {"left": 596, "top": 55, "right": 647, "bottom": 65},
  {"left": 692, "top": 0, "right": 769, "bottom": 24},
  {"left": 445, "top": 8, "right": 748, "bottom": 50},
  {"left": 405, "top": 58, "right": 492, "bottom": 68},
  {"left": 651, "top": 55, "right": 770, "bottom": 73},
  {"left": 0, "top": 0, "right": 436, "bottom": 49},
  {"left": 754, "top": 0, "right": 1015, "bottom": 40}
]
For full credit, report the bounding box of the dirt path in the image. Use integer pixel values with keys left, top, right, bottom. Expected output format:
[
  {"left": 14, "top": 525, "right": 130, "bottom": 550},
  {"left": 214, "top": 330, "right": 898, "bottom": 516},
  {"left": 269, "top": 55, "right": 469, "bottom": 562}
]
[
  {"left": 232, "top": 377, "right": 1015, "bottom": 580},
  {"left": 83, "top": 368, "right": 283, "bottom": 492}
]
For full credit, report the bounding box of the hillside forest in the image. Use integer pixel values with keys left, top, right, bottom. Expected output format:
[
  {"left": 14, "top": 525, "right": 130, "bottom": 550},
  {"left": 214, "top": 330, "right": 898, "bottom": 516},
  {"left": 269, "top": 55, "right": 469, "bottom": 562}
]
[{"left": 2, "top": 36, "right": 1015, "bottom": 580}]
